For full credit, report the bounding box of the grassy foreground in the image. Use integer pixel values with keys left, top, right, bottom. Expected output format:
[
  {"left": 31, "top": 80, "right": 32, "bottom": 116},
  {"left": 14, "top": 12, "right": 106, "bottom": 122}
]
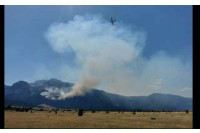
[{"left": 5, "top": 110, "right": 192, "bottom": 129}]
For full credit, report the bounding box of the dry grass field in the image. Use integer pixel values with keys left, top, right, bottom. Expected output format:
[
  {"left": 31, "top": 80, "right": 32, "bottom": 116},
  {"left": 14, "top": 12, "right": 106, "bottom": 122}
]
[{"left": 5, "top": 110, "right": 192, "bottom": 129}]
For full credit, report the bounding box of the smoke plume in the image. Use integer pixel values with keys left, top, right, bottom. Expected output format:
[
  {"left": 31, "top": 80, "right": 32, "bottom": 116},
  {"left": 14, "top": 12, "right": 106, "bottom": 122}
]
[
  {"left": 45, "top": 15, "right": 145, "bottom": 99},
  {"left": 44, "top": 15, "right": 192, "bottom": 100}
]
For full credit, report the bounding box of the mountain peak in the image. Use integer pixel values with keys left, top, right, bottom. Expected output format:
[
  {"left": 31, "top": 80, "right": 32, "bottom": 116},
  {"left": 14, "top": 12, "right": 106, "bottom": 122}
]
[
  {"left": 48, "top": 78, "right": 62, "bottom": 83},
  {"left": 49, "top": 78, "right": 60, "bottom": 81},
  {"left": 32, "top": 78, "right": 63, "bottom": 86},
  {"left": 12, "top": 81, "right": 30, "bottom": 88},
  {"left": 30, "top": 78, "right": 73, "bottom": 90},
  {"left": 33, "top": 78, "right": 61, "bottom": 83}
]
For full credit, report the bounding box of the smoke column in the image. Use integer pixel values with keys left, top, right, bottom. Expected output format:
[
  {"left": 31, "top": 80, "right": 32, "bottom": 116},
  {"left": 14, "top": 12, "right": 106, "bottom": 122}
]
[{"left": 45, "top": 15, "right": 146, "bottom": 100}]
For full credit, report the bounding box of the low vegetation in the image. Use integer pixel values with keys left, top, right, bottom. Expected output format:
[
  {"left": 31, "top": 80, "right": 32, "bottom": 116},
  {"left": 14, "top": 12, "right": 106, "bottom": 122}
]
[{"left": 5, "top": 110, "right": 192, "bottom": 128}]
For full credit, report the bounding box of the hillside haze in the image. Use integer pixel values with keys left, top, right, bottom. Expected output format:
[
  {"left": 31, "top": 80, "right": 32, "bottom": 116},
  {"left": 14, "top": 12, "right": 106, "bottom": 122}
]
[{"left": 5, "top": 79, "right": 192, "bottom": 111}]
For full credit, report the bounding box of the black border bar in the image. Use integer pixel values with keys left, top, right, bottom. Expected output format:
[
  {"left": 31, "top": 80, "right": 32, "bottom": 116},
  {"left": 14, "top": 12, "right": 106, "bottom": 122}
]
[
  {"left": 193, "top": 5, "right": 200, "bottom": 129},
  {"left": 0, "top": 5, "right": 5, "bottom": 129}
]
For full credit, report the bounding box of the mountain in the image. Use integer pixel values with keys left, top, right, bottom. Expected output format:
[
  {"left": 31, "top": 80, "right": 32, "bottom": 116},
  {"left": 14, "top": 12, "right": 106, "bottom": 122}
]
[{"left": 4, "top": 79, "right": 192, "bottom": 111}]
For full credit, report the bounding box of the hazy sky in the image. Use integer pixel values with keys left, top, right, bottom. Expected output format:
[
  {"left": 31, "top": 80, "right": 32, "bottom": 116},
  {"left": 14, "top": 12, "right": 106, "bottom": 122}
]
[{"left": 5, "top": 6, "right": 192, "bottom": 97}]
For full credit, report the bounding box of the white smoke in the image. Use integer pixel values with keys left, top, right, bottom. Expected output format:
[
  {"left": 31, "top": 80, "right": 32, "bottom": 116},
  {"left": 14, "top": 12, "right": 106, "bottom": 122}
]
[
  {"left": 45, "top": 15, "right": 146, "bottom": 99},
  {"left": 44, "top": 15, "right": 192, "bottom": 99},
  {"left": 41, "top": 87, "right": 65, "bottom": 100}
]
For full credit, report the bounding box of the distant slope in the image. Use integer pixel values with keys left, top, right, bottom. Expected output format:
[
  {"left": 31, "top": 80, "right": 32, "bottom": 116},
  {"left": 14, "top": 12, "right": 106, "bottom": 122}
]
[{"left": 5, "top": 79, "right": 192, "bottom": 111}]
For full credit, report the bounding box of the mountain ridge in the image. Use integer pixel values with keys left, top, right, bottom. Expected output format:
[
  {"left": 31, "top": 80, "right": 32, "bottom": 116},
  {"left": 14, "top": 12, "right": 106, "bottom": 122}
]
[{"left": 5, "top": 78, "right": 192, "bottom": 111}]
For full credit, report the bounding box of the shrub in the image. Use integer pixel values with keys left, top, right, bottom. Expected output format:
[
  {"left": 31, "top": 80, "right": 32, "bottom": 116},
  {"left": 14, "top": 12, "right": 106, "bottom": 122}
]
[
  {"left": 78, "top": 109, "right": 83, "bottom": 116},
  {"left": 55, "top": 110, "right": 57, "bottom": 114}
]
